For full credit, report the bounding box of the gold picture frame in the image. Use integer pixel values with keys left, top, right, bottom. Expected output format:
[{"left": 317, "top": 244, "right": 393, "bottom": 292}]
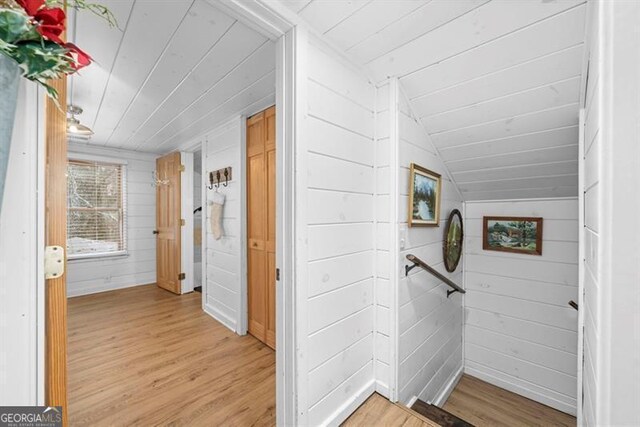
[
  {"left": 408, "top": 163, "right": 441, "bottom": 227},
  {"left": 483, "top": 216, "right": 543, "bottom": 256}
]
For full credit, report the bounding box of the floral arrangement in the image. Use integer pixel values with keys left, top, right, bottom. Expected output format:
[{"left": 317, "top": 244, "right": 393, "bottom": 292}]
[{"left": 0, "top": 0, "right": 114, "bottom": 100}]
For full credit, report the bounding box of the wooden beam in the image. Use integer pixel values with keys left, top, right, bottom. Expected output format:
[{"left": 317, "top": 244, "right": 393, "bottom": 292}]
[{"left": 45, "top": 75, "right": 68, "bottom": 424}]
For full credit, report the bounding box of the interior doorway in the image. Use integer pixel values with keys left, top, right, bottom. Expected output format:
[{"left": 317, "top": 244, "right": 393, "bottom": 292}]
[
  {"left": 193, "top": 149, "right": 203, "bottom": 293},
  {"left": 43, "top": 3, "right": 296, "bottom": 423}
]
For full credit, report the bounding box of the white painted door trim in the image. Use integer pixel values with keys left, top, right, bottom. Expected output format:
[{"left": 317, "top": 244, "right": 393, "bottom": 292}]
[
  {"left": 204, "top": 2, "right": 297, "bottom": 424},
  {"left": 238, "top": 115, "right": 249, "bottom": 336},
  {"left": 275, "top": 28, "right": 298, "bottom": 427},
  {"left": 388, "top": 78, "right": 400, "bottom": 402},
  {"left": 576, "top": 108, "right": 585, "bottom": 426},
  {"left": 180, "top": 151, "right": 194, "bottom": 294}
]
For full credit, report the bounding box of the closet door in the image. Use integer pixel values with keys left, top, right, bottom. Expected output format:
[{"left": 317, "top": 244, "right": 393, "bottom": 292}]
[
  {"left": 264, "top": 107, "right": 276, "bottom": 349},
  {"left": 247, "top": 106, "right": 276, "bottom": 349}
]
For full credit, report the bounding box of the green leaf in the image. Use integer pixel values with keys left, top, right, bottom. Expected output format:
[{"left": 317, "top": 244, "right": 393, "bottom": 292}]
[{"left": 0, "top": 8, "right": 31, "bottom": 44}]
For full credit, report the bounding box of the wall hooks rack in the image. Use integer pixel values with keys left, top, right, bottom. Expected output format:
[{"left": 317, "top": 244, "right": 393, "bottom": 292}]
[{"left": 208, "top": 167, "right": 232, "bottom": 190}]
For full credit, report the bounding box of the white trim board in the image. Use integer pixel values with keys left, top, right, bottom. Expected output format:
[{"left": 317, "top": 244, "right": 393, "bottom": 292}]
[
  {"left": 67, "top": 152, "right": 128, "bottom": 165},
  {"left": 180, "top": 151, "right": 195, "bottom": 294},
  {"left": 431, "top": 365, "right": 464, "bottom": 407}
]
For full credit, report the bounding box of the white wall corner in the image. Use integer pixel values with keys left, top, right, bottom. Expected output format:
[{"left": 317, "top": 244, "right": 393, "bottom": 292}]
[
  {"left": 431, "top": 365, "right": 464, "bottom": 407},
  {"left": 323, "top": 379, "right": 376, "bottom": 427},
  {"left": 396, "top": 82, "right": 464, "bottom": 202}
]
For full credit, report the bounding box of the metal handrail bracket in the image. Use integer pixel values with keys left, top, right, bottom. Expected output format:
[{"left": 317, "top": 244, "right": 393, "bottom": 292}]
[{"left": 405, "top": 254, "right": 466, "bottom": 298}]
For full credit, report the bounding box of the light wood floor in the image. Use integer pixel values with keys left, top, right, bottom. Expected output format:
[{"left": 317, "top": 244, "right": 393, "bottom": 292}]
[
  {"left": 343, "top": 394, "right": 437, "bottom": 426},
  {"left": 443, "top": 375, "right": 576, "bottom": 427},
  {"left": 345, "top": 375, "right": 576, "bottom": 427},
  {"left": 69, "top": 285, "right": 575, "bottom": 427},
  {"left": 68, "top": 284, "right": 275, "bottom": 426}
]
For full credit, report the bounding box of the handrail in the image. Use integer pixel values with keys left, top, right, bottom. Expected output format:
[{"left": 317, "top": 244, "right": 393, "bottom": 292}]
[{"left": 405, "top": 254, "right": 466, "bottom": 298}]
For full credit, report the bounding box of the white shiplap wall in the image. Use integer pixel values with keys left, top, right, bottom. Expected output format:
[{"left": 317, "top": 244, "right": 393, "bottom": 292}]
[
  {"left": 580, "top": 2, "right": 640, "bottom": 425},
  {"left": 71, "top": 0, "right": 276, "bottom": 153},
  {"left": 299, "top": 34, "right": 377, "bottom": 426},
  {"left": 464, "top": 198, "right": 579, "bottom": 415},
  {"left": 396, "top": 87, "right": 464, "bottom": 404},
  {"left": 66, "top": 143, "right": 156, "bottom": 297},
  {"left": 200, "top": 117, "right": 246, "bottom": 333},
  {"left": 281, "top": 0, "right": 586, "bottom": 200},
  {"left": 0, "top": 81, "right": 41, "bottom": 405},
  {"left": 581, "top": 1, "right": 600, "bottom": 424},
  {"left": 374, "top": 81, "right": 392, "bottom": 398}
]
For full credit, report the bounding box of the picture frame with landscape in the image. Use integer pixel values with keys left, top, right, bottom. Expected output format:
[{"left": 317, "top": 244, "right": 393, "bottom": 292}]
[
  {"left": 408, "top": 163, "right": 441, "bottom": 227},
  {"left": 482, "top": 216, "right": 543, "bottom": 255}
]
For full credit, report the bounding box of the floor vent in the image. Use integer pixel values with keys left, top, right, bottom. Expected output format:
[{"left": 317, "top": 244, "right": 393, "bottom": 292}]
[{"left": 410, "top": 399, "right": 474, "bottom": 427}]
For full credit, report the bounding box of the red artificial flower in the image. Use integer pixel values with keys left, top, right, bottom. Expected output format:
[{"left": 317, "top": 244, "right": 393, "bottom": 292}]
[
  {"left": 16, "top": 0, "right": 66, "bottom": 44},
  {"left": 65, "top": 42, "right": 92, "bottom": 70},
  {"left": 34, "top": 7, "right": 66, "bottom": 44},
  {"left": 15, "top": 0, "right": 44, "bottom": 17}
]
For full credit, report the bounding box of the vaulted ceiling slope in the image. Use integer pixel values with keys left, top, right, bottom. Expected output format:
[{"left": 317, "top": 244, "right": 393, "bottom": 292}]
[
  {"left": 283, "top": 0, "right": 586, "bottom": 200},
  {"left": 69, "top": 0, "right": 276, "bottom": 153}
]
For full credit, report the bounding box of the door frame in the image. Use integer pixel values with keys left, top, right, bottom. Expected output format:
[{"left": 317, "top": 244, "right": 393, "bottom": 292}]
[
  {"left": 192, "top": 2, "right": 299, "bottom": 423},
  {"left": 576, "top": 108, "right": 585, "bottom": 426},
  {"left": 180, "top": 150, "right": 196, "bottom": 295},
  {"left": 44, "top": 3, "right": 299, "bottom": 427},
  {"left": 176, "top": 137, "right": 211, "bottom": 300}
]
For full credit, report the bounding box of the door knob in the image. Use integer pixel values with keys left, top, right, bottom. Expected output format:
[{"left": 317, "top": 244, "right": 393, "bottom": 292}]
[{"left": 153, "top": 230, "right": 159, "bottom": 235}]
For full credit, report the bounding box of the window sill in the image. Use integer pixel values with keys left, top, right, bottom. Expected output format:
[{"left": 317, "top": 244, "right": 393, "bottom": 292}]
[{"left": 68, "top": 251, "right": 129, "bottom": 263}]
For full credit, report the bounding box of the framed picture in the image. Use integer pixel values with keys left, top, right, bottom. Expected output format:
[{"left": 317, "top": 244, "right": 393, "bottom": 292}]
[
  {"left": 482, "top": 216, "right": 543, "bottom": 255},
  {"left": 408, "top": 163, "right": 441, "bottom": 227}
]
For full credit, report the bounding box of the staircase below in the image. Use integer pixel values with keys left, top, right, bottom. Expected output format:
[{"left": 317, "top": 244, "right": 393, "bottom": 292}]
[{"left": 410, "top": 399, "right": 474, "bottom": 427}]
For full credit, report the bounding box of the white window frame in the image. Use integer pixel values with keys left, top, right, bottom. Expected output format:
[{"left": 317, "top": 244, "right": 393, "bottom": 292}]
[{"left": 67, "top": 152, "right": 129, "bottom": 261}]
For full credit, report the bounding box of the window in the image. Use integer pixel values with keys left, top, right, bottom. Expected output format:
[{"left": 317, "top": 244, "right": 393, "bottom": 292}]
[{"left": 67, "top": 156, "right": 127, "bottom": 259}]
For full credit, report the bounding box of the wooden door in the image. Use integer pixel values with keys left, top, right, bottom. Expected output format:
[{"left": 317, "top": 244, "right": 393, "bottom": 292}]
[
  {"left": 156, "top": 152, "right": 182, "bottom": 294},
  {"left": 45, "top": 72, "right": 69, "bottom": 425},
  {"left": 247, "top": 106, "right": 276, "bottom": 349}
]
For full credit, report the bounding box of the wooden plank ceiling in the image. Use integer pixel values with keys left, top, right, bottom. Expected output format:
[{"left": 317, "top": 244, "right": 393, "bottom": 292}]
[
  {"left": 283, "top": 0, "right": 586, "bottom": 200},
  {"left": 69, "top": 0, "right": 276, "bottom": 153}
]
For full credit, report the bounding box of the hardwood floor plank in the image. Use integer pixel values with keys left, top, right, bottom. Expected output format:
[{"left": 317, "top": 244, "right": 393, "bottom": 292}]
[
  {"left": 68, "top": 285, "right": 275, "bottom": 426},
  {"left": 443, "top": 375, "right": 576, "bottom": 427},
  {"left": 343, "top": 394, "right": 438, "bottom": 427}
]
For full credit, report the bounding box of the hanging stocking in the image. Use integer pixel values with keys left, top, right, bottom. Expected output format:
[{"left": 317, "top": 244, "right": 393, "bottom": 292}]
[{"left": 210, "top": 191, "right": 225, "bottom": 240}]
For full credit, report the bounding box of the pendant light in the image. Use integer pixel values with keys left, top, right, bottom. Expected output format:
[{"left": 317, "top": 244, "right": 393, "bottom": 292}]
[{"left": 67, "top": 105, "right": 94, "bottom": 136}]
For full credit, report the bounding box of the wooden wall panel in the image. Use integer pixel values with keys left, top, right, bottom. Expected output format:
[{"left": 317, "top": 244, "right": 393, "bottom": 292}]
[
  {"left": 0, "top": 81, "right": 40, "bottom": 405},
  {"left": 581, "top": 2, "right": 601, "bottom": 424},
  {"left": 66, "top": 143, "right": 157, "bottom": 296},
  {"left": 463, "top": 198, "right": 579, "bottom": 415},
  {"left": 395, "top": 88, "right": 464, "bottom": 405},
  {"left": 302, "top": 36, "right": 376, "bottom": 426},
  {"left": 200, "top": 118, "right": 244, "bottom": 332},
  {"left": 282, "top": 0, "right": 586, "bottom": 201}
]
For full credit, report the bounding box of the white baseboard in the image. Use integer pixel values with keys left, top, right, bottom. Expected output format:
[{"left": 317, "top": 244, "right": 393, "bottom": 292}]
[
  {"left": 432, "top": 365, "right": 464, "bottom": 407},
  {"left": 406, "top": 395, "right": 418, "bottom": 408},
  {"left": 375, "top": 380, "right": 390, "bottom": 398},
  {"left": 325, "top": 379, "right": 376, "bottom": 427},
  {"left": 66, "top": 281, "right": 151, "bottom": 298},
  {"left": 203, "top": 302, "right": 237, "bottom": 332}
]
